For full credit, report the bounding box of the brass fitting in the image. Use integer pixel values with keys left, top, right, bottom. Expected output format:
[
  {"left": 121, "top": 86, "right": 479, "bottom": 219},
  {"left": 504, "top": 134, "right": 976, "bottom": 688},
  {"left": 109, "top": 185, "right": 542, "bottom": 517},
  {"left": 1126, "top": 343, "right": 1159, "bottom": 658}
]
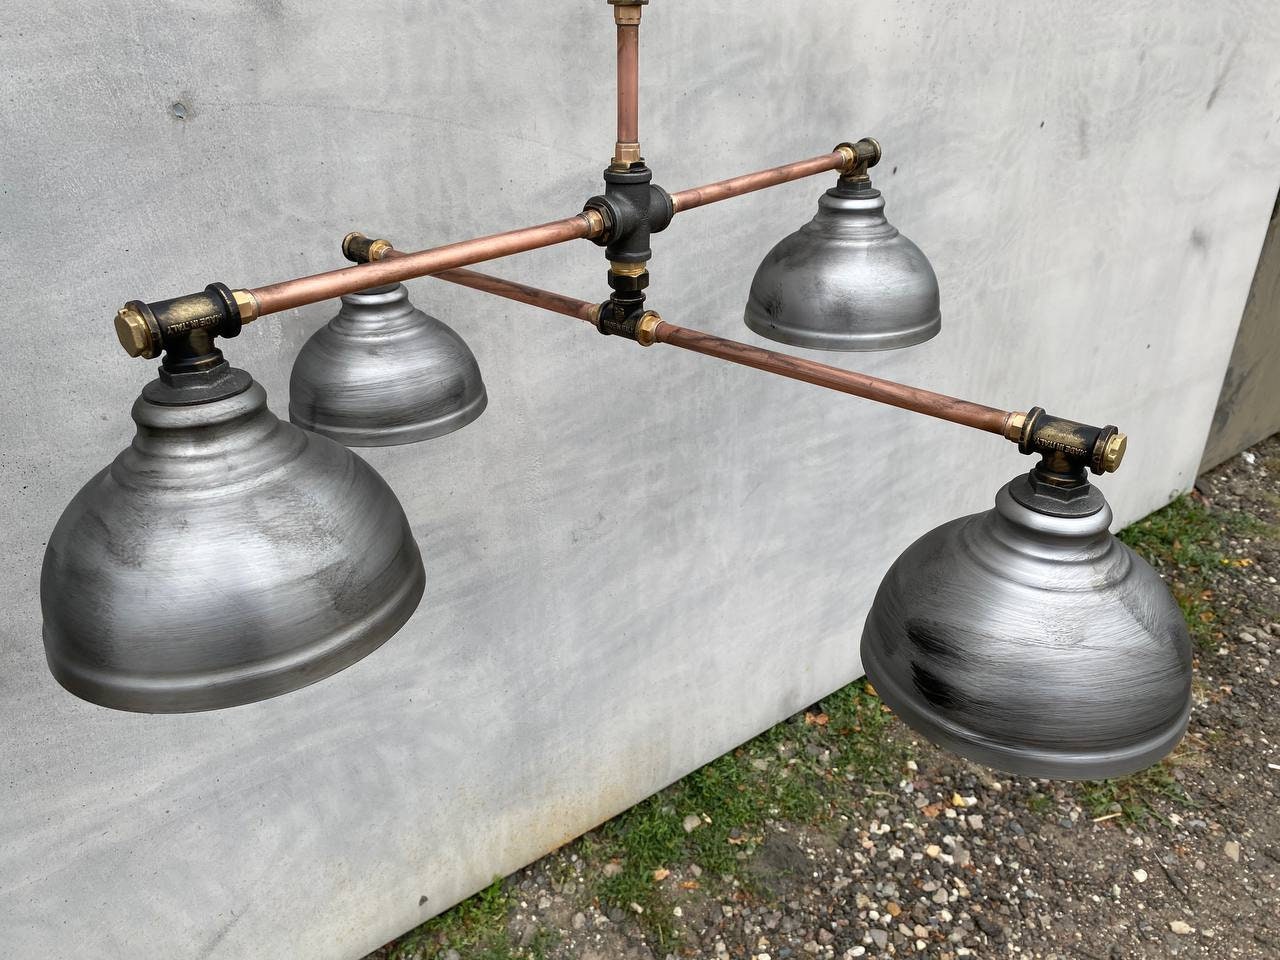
[
  {"left": 1101, "top": 432, "right": 1128, "bottom": 473},
  {"left": 1003, "top": 411, "right": 1027, "bottom": 442},
  {"left": 635, "top": 310, "right": 663, "bottom": 346},
  {"left": 232, "top": 289, "right": 259, "bottom": 324},
  {"left": 112, "top": 283, "right": 244, "bottom": 360},
  {"left": 114, "top": 303, "right": 160, "bottom": 359},
  {"left": 609, "top": 261, "right": 647, "bottom": 278},
  {"left": 835, "top": 143, "right": 858, "bottom": 172},
  {"left": 612, "top": 142, "right": 642, "bottom": 167},
  {"left": 835, "top": 138, "right": 882, "bottom": 180},
  {"left": 1014, "top": 406, "right": 1126, "bottom": 476},
  {"left": 582, "top": 208, "right": 607, "bottom": 239},
  {"left": 342, "top": 232, "right": 395, "bottom": 264},
  {"left": 609, "top": 0, "right": 645, "bottom": 25}
]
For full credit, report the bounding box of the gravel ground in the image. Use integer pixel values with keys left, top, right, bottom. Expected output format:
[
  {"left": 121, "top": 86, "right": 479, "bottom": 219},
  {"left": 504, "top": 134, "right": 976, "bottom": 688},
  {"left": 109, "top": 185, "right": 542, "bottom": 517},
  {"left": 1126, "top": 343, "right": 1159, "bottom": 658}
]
[{"left": 369, "top": 434, "right": 1280, "bottom": 960}]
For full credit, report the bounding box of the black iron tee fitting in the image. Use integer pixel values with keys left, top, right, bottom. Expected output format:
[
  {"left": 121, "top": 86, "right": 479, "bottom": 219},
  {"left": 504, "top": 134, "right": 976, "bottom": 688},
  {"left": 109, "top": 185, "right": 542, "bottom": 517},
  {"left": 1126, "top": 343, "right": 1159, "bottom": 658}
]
[
  {"left": 584, "top": 161, "right": 673, "bottom": 340},
  {"left": 584, "top": 162, "right": 674, "bottom": 264}
]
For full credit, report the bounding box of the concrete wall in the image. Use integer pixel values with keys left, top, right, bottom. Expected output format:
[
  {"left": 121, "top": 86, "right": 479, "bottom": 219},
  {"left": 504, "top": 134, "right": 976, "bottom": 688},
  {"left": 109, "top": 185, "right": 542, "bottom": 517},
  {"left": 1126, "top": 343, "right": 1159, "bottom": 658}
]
[
  {"left": 1200, "top": 190, "right": 1280, "bottom": 471},
  {"left": 3, "top": 1, "right": 1278, "bottom": 956}
]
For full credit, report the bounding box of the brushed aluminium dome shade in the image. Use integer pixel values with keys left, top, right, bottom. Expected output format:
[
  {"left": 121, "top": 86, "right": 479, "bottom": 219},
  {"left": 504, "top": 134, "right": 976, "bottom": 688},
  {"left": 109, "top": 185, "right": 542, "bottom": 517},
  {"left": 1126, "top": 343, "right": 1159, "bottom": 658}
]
[
  {"left": 860, "top": 472, "right": 1192, "bottom": 780},
  {"left": 745, "top": 180, "right": 941, "bottom": 352},
  {"left": 290, "top": 282, "right": 487, "bottom": 447},
  {"left": 41, "top": 365, "right": 425, "bottom": 713}
]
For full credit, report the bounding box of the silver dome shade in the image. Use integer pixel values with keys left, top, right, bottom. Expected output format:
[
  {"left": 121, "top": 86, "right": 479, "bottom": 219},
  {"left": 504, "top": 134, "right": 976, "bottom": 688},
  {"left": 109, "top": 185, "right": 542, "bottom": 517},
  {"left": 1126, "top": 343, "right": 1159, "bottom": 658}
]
[
  {"left": 41, "top": 366, "right": 425, "bottom": 713},
  {"left": 745, "top": 180, "right": 941, "bottom": 352},
  {"left": 860, "top": 472, "right": 1192, "bottom": 780},
  {"left": 289, "top": 282, "right": 486, "bottom": 446}
]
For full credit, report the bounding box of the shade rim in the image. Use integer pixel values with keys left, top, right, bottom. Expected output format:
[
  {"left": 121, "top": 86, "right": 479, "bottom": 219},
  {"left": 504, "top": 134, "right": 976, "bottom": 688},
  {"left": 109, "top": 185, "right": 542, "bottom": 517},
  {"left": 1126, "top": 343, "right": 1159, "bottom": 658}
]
[
  {"left": 44, "top": 553, "right": 426, "bottom": 714},
  {"left": 744, "top": 309, "right": 941, "bottom": 353},
  {"left": 859, "top": 640, "right": 1191, "bottom": 780},
  {"left": 290, "top": 386, "right": 487, "bottom": 447}
]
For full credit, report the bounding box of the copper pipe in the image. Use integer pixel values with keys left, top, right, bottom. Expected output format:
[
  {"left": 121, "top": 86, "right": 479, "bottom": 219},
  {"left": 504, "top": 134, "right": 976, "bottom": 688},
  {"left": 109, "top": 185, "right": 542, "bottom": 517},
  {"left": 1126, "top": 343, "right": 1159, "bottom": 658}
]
[
  {"left": 365, "top": 240, "right": 1015, "bottom": 436},
  {"left": 423, "top": 264, "right": 599, "bottom": 324},
  {"left": 616, "top": 20, "right": 640, "bottom": 157},
  {"left": 250, "top": 214, "right": 600, "bottom": 317},
  {"left": 669, "top": 151, "right": 846, "bottom": 214},
  {"left": 653, "top": 321, "right": 1017, "bottom": 437},
  {"left": 373, "top": 245, "right": 598, "bottom": 323}
]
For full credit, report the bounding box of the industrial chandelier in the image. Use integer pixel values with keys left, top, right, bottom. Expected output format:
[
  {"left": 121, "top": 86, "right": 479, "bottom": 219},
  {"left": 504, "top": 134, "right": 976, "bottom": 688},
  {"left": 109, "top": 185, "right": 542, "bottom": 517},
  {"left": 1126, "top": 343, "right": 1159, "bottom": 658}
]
[{"left": 42, "top": 0, "right": 1192, "bottom": 781}]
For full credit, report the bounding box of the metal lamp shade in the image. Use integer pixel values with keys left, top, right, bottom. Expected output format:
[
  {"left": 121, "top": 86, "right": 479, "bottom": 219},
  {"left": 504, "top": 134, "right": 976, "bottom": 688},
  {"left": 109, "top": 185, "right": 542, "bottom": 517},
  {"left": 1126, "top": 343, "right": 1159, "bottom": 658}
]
[
  {"left": 290, "top": 282, "right": 486, "bottom": 446},
  {"left": 41, "top": 370, "right": 425, "bottom": 713},
  {"left": 745, "top": 184, "right": 941, "bottom": 351},
  {"left": 860, "top": 474, "right": 1192, "bottom": 780}
]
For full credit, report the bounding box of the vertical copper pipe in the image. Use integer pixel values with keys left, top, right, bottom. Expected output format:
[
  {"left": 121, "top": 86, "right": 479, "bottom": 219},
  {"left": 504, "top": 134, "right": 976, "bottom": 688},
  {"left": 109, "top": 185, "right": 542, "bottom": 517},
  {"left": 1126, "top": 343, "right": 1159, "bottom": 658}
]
[
  {"left": 669, "top": 152, "right": 846, "bottom": 213},
  {"left": 249, "top": 214, "right": 599, "bottom": 317},
  {"left": 616, "top": 22, "right": 639, "bottom": 148},
  {"left": 654, "top": 321, "right": 1016, "bottom": 436},
  {"left": 613, "top": 2, "right": 642, "bottom": 165}
]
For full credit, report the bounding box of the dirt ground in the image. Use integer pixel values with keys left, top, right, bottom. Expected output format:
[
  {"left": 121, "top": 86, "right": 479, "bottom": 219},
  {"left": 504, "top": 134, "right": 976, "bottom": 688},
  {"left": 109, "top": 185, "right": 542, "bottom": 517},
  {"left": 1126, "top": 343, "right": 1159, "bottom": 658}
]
[{"left": 369, "top": 434, "right": 1280, "bottom": 960}]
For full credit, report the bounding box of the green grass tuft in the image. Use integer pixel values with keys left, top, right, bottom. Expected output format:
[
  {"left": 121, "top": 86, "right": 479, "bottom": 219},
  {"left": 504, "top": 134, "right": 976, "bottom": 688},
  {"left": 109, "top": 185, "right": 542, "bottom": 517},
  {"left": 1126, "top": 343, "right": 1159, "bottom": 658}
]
[
  {"left": 386, "top": 877, "right": 518, "bottom": 960},
  {"left": 1118, "top": 494, "right": 1230, "bottom": 648},
  {"left": 1074, "top": 760, "right": 1196, "bottom": 825},
  {"left": 584, "top": 680, "right": 906, "bottom": 943}
]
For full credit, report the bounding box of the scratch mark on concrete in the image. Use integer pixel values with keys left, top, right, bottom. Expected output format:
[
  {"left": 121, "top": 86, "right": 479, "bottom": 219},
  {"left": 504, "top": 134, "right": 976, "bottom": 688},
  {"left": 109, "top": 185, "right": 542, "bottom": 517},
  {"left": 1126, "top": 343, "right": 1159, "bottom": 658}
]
[
  {"left": 1206, "top": 43, "right": 1241, "bottom": 110},
  {"left": 197, "top": 909, "right": 242, "bottom": 960}
]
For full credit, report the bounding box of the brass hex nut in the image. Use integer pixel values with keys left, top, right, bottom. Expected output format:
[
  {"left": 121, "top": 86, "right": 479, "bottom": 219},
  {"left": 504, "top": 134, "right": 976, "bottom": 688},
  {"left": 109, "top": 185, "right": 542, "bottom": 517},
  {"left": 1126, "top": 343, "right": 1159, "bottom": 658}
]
[
  {"left": 635, "top": 310, "right": 663, "bottom": 347},
  {"left": 232, "top": 289, "right": 259, "bottom": 324},
  {"left": 609, "top": 0, "right": 646, "bottom": 24},
  {"left": 1102, "top": 432, "right": 1128, "bottom": 473},
  {"left": 1003, "top": 411, "right": 1028, "bottom": 442},
  {"left": 612, "top": 142, "right": 642, "bottom": 167},
  {"left": 114, "top": 303, "right": 160, "bottom": 359}
]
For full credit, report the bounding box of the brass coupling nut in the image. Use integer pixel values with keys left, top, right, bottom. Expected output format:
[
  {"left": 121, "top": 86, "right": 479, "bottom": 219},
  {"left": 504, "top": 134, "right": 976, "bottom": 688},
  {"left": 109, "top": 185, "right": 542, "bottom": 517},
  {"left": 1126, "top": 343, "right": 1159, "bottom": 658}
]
[
  {"left": 232, "top": 289, "right": 259, "bottom": 324},
  {"left": 581, "top": 208, "right": 608, "bottom": 241},
  {"left": 612, "top": 142, "right": 643, "bottom": 167},
  {"left": 114, "top": 302, "right": 161, "bottom": 359},
  {"left": 1003, "top": 411, "right": 1027, "bottom": 443},
  {"left": 635, "top": 310, "right": 663, "bottom": 347},
  {"left": 609, "top": 0, "right": 646, "bottom": 24}
]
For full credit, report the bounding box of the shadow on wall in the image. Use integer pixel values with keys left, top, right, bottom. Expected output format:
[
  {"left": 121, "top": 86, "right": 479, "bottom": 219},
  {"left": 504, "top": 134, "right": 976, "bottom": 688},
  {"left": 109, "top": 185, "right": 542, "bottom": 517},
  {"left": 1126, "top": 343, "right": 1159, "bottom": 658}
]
[{"left": 1201, "top": 188, "right": 1280, "bottom": 471}]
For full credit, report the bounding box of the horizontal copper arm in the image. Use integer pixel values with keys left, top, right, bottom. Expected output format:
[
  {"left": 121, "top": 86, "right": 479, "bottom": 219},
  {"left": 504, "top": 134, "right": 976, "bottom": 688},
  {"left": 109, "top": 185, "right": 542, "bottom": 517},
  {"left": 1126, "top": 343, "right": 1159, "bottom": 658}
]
[
  {"left": 415, "top": 262, "right": 1019, "bottom": 439},
  {"left": 249, "top": 214, "right": 602, "bottom": 317},
  {"left": 238, "top": 149, "right": 849, "bottom": 319},
  {"left": 652, "top": 322, "right": 1015, "bottom": 437},
  {"left": 669, "top": 151, "right": 847, "bottom": 214}
]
